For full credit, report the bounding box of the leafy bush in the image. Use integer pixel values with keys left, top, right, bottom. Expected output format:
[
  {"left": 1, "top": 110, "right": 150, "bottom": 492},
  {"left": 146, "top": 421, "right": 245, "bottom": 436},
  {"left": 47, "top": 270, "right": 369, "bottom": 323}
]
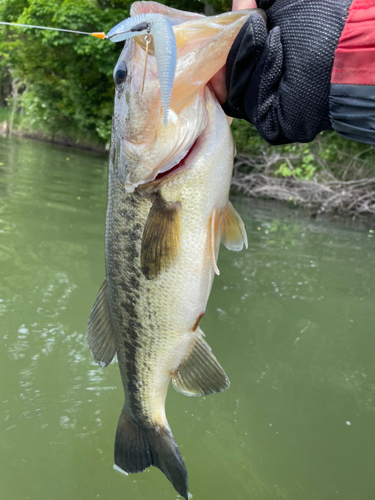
[
  {"left": 1, "top": 0, "right": 374, "bottom": 182},
  {"left": 0, "top": 0, "right": 209, "bottom": 146},
  {"left": 0, "top": 0, "right": 131, "bottom": 145}
]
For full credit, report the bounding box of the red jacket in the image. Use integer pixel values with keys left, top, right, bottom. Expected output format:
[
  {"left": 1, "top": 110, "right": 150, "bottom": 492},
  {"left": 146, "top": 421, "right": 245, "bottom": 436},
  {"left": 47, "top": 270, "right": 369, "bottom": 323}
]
[{"left": 330, "top": 0, "right": 375, "bottom": 144}]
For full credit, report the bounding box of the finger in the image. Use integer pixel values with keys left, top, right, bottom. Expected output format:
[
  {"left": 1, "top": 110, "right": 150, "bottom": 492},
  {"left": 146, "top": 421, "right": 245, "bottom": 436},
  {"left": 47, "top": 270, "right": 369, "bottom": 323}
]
[
  {"left": 210, "top": 0, "right": 258, "bottom": 104},
  {"left": 210, "top": 66, "right": 227, "bottom": 104},
  {"left": 232, "top": 0, "right": 258, "bottom": 10}
]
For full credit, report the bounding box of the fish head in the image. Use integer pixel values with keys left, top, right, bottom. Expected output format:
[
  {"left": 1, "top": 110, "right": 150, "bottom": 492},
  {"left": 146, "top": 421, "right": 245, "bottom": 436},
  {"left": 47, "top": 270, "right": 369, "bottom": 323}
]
[{"left": 111, "top": 1, "right": 263, "bottom": 192}]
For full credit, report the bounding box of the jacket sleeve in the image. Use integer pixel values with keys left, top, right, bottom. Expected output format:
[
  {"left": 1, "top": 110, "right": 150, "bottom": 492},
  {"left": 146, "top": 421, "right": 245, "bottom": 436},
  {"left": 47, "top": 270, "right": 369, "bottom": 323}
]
[{"left": 329, "top": 0, "right": 375, "bottom": 145}]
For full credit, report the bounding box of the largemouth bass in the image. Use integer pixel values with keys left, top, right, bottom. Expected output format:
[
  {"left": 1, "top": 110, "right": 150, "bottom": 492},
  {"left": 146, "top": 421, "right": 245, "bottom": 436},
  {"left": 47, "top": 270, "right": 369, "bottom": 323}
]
[{"left": 86, "top": 2, "right": 259, "bottom": 498}]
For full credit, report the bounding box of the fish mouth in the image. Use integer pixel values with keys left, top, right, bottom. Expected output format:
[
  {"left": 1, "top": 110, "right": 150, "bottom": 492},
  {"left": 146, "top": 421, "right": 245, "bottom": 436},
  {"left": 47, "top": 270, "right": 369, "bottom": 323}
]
[
  {"left": 125, "top": 115, "right": 205, "bottom": 193},
  {"left": 122, "top": 6, "right": 264, "bottom": 192},
  {"left": 136, "top": 138, "right": 199, "bottom": 190},
  {"left": 152, "top": 138, "right": 199, "bottom": 183}
]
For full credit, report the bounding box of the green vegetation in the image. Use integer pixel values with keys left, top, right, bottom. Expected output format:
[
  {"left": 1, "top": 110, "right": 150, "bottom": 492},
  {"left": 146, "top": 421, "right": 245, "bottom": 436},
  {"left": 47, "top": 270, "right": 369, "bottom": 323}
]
[
  {"left": 233, "top": 120, "right": 375, "bottom": 181},
  {"left": 1, "top": 0, "right": 122, "bottom": 146},
  {"left": 0, "top": 0, "right": 205, "bottom": 147},
  {"left": 0, "top": 0, "right": 374, "bottom": 185}
]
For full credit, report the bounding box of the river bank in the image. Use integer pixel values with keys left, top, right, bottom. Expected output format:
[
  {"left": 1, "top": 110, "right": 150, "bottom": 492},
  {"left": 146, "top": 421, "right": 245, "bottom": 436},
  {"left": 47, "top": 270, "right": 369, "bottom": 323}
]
[
  {"left": 8, "top": 127, "right": 107, "bottom": 153},
  {"left": 2, "top": 116, "right": 375, "bottom": 217},
  {"left": 0, "top": 111, "right": 107, "bottom": 154},
  {"left": 231, "top": 121, "right": 375, "bottom": 217},
  {"left": 232, "top": 151, "right": 375, "bottom": 217}
]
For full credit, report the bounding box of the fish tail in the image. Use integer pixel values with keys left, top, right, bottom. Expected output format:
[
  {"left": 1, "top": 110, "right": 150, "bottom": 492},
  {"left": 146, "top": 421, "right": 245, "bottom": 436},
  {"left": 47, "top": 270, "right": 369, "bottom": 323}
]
[{"left": 114, "top": 408, "right": 188, "bottom": 500}]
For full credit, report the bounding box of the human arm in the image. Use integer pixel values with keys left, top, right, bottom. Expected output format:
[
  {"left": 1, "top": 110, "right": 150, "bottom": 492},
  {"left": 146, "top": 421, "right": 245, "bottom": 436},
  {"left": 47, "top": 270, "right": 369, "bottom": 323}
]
[{"left": 211, "top": 0, "right": 375, "bottom": 146}]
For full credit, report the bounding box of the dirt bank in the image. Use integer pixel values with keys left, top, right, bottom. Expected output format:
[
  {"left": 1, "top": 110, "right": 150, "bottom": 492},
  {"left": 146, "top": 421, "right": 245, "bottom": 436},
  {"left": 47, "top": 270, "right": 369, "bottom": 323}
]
[
  {"left": 0, "top": 120, "right": 107, "bottom": 154},
  {"left": 232, "top": 153, "right": 375, "bottom": 217}
]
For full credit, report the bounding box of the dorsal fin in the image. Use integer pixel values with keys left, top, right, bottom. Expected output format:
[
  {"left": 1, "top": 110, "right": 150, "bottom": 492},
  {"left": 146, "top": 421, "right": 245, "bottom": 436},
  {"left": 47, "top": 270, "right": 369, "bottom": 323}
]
[
  {"left": 172, "top": 328, "right": 230, "bottom": 396},
  {"left": 86, "top": 278, "right": 116, "bottom": 368},
  {"left": 141, "top": 193, "right": 181, "bottom": 280},
  {"left": 220, "top": 201, "right": 248, "bottom": 251}
]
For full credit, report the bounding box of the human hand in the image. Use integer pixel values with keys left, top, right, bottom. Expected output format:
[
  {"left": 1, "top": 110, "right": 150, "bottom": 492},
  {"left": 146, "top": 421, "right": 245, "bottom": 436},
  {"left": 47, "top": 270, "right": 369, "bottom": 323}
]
[{"left": 223, "top": 0, "right": 353, "bottom": 144}]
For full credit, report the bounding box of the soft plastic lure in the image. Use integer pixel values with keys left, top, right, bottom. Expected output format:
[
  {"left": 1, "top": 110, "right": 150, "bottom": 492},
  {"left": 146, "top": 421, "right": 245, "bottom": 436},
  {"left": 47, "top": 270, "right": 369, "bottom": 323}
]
[{"left": 107, "top": 14, "right": 177, "bottom": 127}]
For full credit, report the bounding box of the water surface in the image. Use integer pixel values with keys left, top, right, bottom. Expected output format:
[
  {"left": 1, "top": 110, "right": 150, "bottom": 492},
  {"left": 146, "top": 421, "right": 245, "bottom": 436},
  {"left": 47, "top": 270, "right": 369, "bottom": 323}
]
[{"left": 1, "top": 136, "right": 375, "bottom": 500}]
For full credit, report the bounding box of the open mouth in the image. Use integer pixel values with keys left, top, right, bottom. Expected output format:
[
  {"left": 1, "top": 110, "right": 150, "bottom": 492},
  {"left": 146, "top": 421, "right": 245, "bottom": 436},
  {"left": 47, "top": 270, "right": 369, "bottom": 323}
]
[
  {"left": 153, "top": 138, "right": 199, "bottom": 182},
  {"left": 130, "top": 106, "right": 207, "bottom": 193}
]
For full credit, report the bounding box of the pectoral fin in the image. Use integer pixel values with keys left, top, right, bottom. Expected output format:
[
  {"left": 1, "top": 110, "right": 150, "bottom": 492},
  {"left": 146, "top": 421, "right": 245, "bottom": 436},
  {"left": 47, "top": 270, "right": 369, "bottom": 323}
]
[
  {"left": 86, "top": 278, "right": 116, "bottom": 368},
  {"left": 220, "top": 201, "right": 248, "bottom": 251},
  {"left": 172, "top": 328, "right": 230, "bottom": 396},
  {"left": 141, "top": 194, "right": 181, "bottom": 280},
  {"left": 209, "top": 207, "right": 220, "bottom": 276}
]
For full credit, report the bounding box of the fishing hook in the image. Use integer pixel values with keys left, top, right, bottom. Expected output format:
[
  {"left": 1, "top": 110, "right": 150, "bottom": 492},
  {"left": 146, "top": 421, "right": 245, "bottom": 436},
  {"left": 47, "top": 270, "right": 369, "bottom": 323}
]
[
  {"left": 107, "top": 14, "right": 177, "bottom": 127},
  {"left": 106, "top": 21, "right": 152, "bottom": 40},
  {"left": 141, "top": 25, "right": 152, "bottom": 95},
  {"left": 107, "top": 21, "right": 152, "bottom": 95}
]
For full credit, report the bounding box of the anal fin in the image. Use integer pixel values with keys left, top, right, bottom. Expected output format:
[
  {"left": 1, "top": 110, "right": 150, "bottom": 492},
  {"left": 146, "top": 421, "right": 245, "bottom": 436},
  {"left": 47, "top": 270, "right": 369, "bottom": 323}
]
[
  {"left": 220, "top": 201, "right": 248, "bottom": 251},
  {"left": 172, "top": 328, "right": 230, "bottom": 396},
  {"left": 86, "top": 278, "right": 116, "bottom": 368}
]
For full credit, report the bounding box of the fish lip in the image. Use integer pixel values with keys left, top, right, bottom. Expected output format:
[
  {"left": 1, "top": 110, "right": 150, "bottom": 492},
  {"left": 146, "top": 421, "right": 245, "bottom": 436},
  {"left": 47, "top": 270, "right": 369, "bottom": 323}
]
[
  {"left": 153, "top": 138, "right": 199, "bottom": 182},
  {"left": 124, "top": 139, "right": 199, "bottom": 193},
  {"left": 134, "top": 136, "right": 200, "bottom": 191}
]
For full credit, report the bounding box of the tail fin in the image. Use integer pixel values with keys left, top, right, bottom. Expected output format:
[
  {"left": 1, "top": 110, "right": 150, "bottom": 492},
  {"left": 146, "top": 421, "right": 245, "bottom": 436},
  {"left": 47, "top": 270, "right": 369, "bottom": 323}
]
[{"left": 114, "top": 409, "right": 188, "bottom": 500}]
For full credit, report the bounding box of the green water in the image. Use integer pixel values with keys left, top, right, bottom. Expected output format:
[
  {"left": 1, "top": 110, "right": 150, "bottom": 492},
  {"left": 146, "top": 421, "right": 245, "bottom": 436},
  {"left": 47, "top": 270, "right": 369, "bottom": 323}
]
[{"left": 1, "top": 136, "right": 375, "bottom": 500}]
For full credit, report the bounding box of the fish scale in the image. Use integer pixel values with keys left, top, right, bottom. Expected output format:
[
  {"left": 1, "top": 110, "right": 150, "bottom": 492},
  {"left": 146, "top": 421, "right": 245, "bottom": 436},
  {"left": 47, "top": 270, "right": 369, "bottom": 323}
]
[
  {"left": 106, "top": 178, "right": 156, "bottom": 422},
  {"left": 85, "top": 2, "right": 258, "bottom": 498}
]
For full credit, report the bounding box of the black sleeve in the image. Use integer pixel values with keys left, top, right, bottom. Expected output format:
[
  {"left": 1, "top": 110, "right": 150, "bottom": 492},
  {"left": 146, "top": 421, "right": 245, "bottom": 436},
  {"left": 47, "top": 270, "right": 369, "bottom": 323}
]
[{"left": 223, "top": 0, "right": 353, "bottom": 145}]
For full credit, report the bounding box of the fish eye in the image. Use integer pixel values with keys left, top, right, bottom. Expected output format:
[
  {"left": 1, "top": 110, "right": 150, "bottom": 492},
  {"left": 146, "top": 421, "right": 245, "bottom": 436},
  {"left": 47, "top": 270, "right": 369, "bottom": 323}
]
[{"left": 113, "top": 60, "right": 127, "bottom": 85}]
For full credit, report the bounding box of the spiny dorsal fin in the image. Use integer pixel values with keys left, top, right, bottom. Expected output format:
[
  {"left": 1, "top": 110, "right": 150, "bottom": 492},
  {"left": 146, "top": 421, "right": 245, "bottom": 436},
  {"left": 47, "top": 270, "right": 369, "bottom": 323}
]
[
  {"left": 86, "top": 278, "right": 116, "bottom": 368},
  {"left": 141, "top": 193, "right": 181, "bottom": 280},
  {"left": 220, "top": 201, "right": 248, "bottom": 251},
  {"left": 172, "top": 328, "right": 230, "bottom": 396},
  {"left": 209, "top": 206, "right": 220, "bottom": 276}
]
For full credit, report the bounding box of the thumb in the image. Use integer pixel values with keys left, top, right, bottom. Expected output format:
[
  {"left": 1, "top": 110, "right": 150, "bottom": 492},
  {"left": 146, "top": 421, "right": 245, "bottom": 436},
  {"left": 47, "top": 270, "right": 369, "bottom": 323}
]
[{"left": 232, "top": 0, "right": 258, "bottom": 10}]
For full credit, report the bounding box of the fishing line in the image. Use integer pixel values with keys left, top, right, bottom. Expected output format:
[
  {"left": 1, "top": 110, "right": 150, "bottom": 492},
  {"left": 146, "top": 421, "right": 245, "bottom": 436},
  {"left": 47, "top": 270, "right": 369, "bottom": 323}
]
[{"left": 0, "top": 21, "right": 105, "bottom": 39}]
